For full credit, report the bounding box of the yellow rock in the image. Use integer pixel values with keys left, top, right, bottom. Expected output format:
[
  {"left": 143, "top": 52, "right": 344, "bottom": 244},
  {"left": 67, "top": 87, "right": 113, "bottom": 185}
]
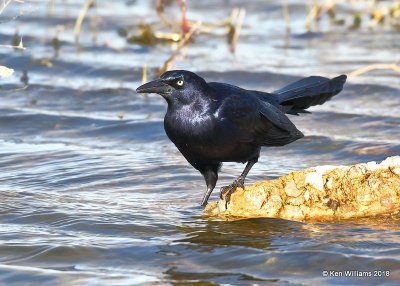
[{"left": 204, "top": 156, "right": 400, "bottom": 222}]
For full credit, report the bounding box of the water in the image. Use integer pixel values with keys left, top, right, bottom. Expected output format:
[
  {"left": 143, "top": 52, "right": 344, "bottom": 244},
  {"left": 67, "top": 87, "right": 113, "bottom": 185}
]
[{"left": 0, "top": 0, "right": 399, "bottom": 285}]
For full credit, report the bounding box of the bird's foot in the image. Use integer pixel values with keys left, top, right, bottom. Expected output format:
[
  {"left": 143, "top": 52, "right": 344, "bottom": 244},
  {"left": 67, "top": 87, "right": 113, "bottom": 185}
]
[{"left": 219, "top": 176, "right": 245, "bottom": 208}]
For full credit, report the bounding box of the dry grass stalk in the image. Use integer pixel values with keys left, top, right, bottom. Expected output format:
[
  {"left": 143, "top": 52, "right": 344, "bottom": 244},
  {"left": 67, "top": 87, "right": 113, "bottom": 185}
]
[
  {"left": 229, "top": 8, "right": 245, "bottom": 54},
  {"left": 47, "top": 0, "right": 54, "bottom": 16},
  {"left": 90, "top": 10, "right": 98, "bottom": 43},
  {"left": 305, "top": 0, "right": 337, "bottom": 31},
  {"left": 74, "top": 0, "right": 94, "bottom": 46},
  {"left": 282, "top": 0, "right": 291, "bottom": 33},
  {"left": 348, "top": 62, "right": 400, "bottom": 78},
  {"left": 142, "top": 63, "right": 148, "bottom": 84}
]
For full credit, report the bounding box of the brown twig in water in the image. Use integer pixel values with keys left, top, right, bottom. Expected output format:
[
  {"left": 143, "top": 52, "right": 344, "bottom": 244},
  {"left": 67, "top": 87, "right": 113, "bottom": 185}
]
[
  {"left": 348, "top": 62, "right": 400, "bottom": 78},
  {"left": 157, "top": 21, "right": 202, "bottom": 76}
]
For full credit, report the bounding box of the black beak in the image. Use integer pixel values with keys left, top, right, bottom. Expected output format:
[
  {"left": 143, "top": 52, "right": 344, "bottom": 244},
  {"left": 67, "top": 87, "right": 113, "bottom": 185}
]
[{"left": 136, "top": 79, "right": 172, "bottom": 95}]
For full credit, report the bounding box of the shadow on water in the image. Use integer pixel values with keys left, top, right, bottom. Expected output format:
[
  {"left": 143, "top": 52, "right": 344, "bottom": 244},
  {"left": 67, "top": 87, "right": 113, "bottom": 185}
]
[
  {"left": 160, "top": 216, "right": 400, "bottom": 285},
  {"left": 177, "top": 218, "right": 299, "bottom": 249},
  {"left": 159, "top": 218, "right": 296, "bottom": 285}
]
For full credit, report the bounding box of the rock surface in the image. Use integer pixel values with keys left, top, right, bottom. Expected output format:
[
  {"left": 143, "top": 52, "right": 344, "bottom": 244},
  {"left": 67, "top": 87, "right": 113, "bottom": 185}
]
[{"left": 204, "top": 156, "right": 400, "bottom": 222}]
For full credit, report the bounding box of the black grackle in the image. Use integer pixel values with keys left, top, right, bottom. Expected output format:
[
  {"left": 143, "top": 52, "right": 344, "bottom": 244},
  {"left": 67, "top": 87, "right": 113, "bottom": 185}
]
[{"left": 136, "top": 70, "right": 347, "bottom": 207}]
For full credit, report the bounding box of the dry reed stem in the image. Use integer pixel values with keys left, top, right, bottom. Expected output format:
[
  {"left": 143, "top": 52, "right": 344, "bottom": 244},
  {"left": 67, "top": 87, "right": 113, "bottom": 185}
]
[
  {"left": 348, "top": 62, "right": 400, "bottom": 78},
  {"left": 74, "top": 0, "right": 94, "bottom": 46},
  {"left": 282, "top": 0, "right": 291, "bottom": 33},
  {"left": 229, "top": 8, "right": 245, "bottom": 54},
  {"left": 305, "top": 0, "right": 337, "bottom": 31},
  {"left": 142, "top": 63, "right": 148, "bottom": 84}
]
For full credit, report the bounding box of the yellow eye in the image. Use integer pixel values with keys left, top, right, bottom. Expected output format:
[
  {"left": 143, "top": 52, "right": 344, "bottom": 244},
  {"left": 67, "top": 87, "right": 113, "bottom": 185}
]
[{"left": 176, "top": 80, "right": 184, "bottom": 86}]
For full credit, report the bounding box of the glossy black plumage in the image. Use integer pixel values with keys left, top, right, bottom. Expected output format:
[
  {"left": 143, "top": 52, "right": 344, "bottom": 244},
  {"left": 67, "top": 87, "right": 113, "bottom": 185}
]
[{"left": 136, "top": 70, "right": 347, "bottom": 206}]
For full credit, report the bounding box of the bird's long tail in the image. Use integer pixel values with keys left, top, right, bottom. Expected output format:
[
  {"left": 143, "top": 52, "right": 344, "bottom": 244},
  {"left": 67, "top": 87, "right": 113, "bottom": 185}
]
[{"left": 274, "top": 74, "right": 347, "bottom": 115}]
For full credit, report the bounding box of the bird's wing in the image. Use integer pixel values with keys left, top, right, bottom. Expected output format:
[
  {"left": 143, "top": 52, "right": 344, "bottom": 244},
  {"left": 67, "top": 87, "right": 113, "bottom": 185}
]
[
  {"left": 214, "top": 90, "right": 303, "bottom": 146},
  {"left": 273, "top": 75, "right": 347, "bottom": 112},
  {"left": 257, "top": 101, "right": 304, "bottom": 146}
]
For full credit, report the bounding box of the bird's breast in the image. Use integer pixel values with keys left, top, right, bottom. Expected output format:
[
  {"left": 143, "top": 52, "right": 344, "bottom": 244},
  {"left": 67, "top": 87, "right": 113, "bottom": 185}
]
[
  {"left": 165, "top": 106, "right": 216, "bottom": 141},
  {"left": 164, "top": 106, "right": 257, "bottom": 163}
]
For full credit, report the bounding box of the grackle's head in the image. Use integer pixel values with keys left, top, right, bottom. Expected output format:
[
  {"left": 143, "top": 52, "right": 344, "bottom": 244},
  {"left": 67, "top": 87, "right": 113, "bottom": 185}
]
[{"left": 136, "top": 70, "right": 207, "bottom": 104}]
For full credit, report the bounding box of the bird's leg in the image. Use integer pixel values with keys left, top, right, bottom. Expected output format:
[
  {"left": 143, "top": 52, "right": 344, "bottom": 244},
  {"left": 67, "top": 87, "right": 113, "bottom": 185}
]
[
  {"left": 220, "top": 158, "right": 258, "bottom": 205},
  {"left": 201, "top": 187, "right": 213, "bottom": 208},
  {"left": 201, "top": 167, "right": 218, "bottom": 207}
]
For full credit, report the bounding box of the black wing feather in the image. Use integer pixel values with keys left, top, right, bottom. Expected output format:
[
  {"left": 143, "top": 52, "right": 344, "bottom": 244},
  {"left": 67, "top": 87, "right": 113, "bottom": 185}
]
[{"left": 274, "top": 75, "right": 347, "bottom": 111}]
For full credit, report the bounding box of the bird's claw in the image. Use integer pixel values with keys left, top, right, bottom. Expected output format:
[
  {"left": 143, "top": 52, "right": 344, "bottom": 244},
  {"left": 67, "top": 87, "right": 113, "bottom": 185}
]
[
  {"left": 219, "top": 185, "right": 231, "bottom": 200},
  {"left": 219, "top": 177, "right": 245, "bottom": 208}
]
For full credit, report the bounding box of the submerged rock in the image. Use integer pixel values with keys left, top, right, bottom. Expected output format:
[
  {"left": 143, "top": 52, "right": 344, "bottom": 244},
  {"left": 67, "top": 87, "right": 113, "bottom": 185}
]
[{"left": 205, "top": 156, "right": 400, "bottom": 222}]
